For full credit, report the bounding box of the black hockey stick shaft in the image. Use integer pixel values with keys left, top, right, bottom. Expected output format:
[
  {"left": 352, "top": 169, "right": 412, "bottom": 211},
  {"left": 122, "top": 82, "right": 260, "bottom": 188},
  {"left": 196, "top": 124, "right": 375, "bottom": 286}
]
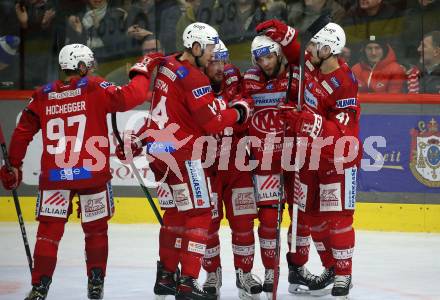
[
  {"left": 272, "top": 14, "right": 331, "bottom": 300},
  {"left": 111, "top": 113, "right": 163, "bottom": 225},
  {"left": 0, "top": 124, "right": 33, "bottom": 274}
]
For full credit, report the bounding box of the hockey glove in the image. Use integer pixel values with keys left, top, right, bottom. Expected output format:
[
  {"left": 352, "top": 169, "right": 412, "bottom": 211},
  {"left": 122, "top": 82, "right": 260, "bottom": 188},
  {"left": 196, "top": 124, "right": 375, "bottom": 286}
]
[
  {"left": 278, "top": 106, "right": 323, "bottom": 139},
  {"left": 0, "top": 165, "right": 22, "bottom": 190},
  {"left": 255, "top": 19, "right": 296, "bottom": 46},
  {"left": 115, "top": 134, "right": 143, "bottom": 162},
  {"left": 129, "top": 52, "right": 165, "bottom": 79},
  {"left": 231, "top": 98, "right": 253, "bottom": 124}
]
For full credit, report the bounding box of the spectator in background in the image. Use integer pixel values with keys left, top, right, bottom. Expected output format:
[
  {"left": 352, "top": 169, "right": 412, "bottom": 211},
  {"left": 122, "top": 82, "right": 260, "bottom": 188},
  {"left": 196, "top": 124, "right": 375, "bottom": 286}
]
[
  {"left": 341, "top": 46, "right": 352, "bottom": 66},
  {"left": 407, "top": 31, "right": 440, "bottom": 94},
  {"left": 398, "top": 0, "right": 440, "bottom": 67},
  {"left": 342, "top": 0, "right": 403, "bottom": 63},
  {"left": 155, "top": 0, "right": 183, "bottom": 54},
  {"left": 0, "top": 35, "right": 20, "bottom": 89},
  {"left": 66, "top": 0, "right": 129, "bottom": 60},
  {"left": 288, "top": 0, "right": 345, "bottom": 33},
  {"left": 352, "top": 36, "right": 406, "bottom": 93},
  {"left": 15, "top": 0, "right": 57, "bottom": 88},
  {"left": 106, "top": 35, "right": 162, "bottom": 86},
  {"left": 175, "top": 0, "right": 201, "bottom": 52},
  {"left": 126, "top": 0, "right": 155, "bottom": 42}
]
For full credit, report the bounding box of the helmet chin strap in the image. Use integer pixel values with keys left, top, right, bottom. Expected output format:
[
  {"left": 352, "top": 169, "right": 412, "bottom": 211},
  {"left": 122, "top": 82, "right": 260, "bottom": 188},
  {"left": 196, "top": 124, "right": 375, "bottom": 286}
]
[{"left": 192, "top": 48, "right": 204, "bottom": 68}]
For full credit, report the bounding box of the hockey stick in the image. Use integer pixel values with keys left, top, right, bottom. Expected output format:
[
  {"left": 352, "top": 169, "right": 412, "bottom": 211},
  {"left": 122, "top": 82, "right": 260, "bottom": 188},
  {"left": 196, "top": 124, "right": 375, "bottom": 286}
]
[
  {"left": 272, "top": 14, "right": 331, "bottom": 300},
  {"left": 0, "top": 124, "right": 33, "bottom": 274},
  {"left": 111, "top": 113, "right": 163, "bottom": 225}
]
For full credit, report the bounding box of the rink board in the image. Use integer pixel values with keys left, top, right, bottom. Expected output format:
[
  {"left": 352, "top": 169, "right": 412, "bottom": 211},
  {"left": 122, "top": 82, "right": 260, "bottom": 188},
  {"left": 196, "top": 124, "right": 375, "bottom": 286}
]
[{"left": 1, "top": 196, "right": 439, "bottom": 233}]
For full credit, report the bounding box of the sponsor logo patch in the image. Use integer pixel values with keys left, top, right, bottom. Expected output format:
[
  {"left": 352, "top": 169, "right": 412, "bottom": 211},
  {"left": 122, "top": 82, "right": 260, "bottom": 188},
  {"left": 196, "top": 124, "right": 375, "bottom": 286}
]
[
  {"left": 256, "top": 174, "right": 282, "bottom": 202},
  {"left": 185, "top": 160, "right": 210, "bottom": 208},
  {"left": 99, "top": 81, "right": 113, "bottom": 89},
  {"left": 304, "top": 88, "right": 318, "bottom": 109},
  {"left": 146, "top": 142, "right": 176, "bottom": 153},
  {"left": 192, "top": 85, "right": 212, "bottom": 99},
  {"left": 345, "top": 167, "right": 357, "bottom": 209},
  {"left": 244, "top": 73, "right": 260, "bottom": 81},
  {"left": 231, "top": 187, "right": 257, "bottom": 216},
  {"left": 157, "top": 183, "right": 175, "bottom": 208},
  {"left": 253, "top": 46, "right": 271, "bottom": 58},
  {"left": 159, "top": 66, "right": 177, "bottom": 81},
  {"left": 81, "top": 190, "right": 109, "bottom": 222},
  {"left": 172, "top": 183, "right": 193, "bottom": 211},
  {"left": 176, "top": 66, "right": 188, "bottom": 79},
  {"left": 39, "top": 190, "right": 70, "bottom": 218},
  {"left": 155, "top": 79, "right": 168, "bottom": 93},
  {"left": 319, "top": 182, "right": 342, "bottom": 212},
  {"left": 188, "top": 241, "right": 206, "bottom": 255},
  {"left": 336, "top": 98, "right": 357, "bottom": 108},
  {"left": 251, "top": 92, "right": 284, "bottom": 106},
  {"left": 49, "top": 167, "right": 91, "bottom": 181},
  {"left": 48, "top": 88, "right": 81, "bottom": 100},
  {"left": 330, "top": 76, "right": 340, "bottom": 88}
]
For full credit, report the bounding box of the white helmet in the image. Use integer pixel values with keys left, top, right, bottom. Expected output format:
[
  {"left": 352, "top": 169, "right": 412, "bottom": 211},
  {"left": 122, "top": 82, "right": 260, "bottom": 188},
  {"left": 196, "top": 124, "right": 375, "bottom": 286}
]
[
  {"left": 59, "top": 43, "right": 95, "bottom": 71},
  {"left": 310, "top": 22, "right": 346, "bottom": 55},
  {"left": 182, "top": 22, "right": 219, "bottom": 50},
  {"left": 251, "top": 35, "right": 281, "bottom": 65},
  {"left": 213, "top": 40, "right": 229, "bottom": 61}
]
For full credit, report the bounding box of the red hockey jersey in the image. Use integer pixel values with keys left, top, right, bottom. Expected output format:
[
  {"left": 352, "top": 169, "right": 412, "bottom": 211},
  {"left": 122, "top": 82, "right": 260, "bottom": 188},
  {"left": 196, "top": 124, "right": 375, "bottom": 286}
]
[
  {"left": 139, "top": 54, "right": 240, "bottom": 162},
  {"left": 9, "top": 75, "right": 150, "bottom": 189},
  {"left": 242, "top": 65, "right": 299, "bottom": 171}
]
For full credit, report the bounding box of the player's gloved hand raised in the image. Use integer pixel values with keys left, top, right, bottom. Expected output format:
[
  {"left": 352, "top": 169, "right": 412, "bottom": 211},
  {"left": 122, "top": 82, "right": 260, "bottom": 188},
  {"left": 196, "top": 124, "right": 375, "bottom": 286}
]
[
  {"left": 0, "top": 165, "right": 22, "bottom": 190},
  {"left": 115, "top": 134, "right": 143, "bottom": 162},
  {"left": 129, "top": 52, "right": 165, "bottom": 79},
  {"left": 255, "top": 19, "right": 296, "bottom": 46},
  {"left": 278, "top": 105, "right": 323, "bottom": 139},
  {"left": 230, "top": 97, "right": 254, "bottom": 124}
]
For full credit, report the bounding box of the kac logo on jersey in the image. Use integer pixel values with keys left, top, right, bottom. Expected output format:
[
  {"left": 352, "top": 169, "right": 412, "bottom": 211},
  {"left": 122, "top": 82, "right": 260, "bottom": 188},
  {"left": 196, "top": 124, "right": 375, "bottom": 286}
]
[
  {"left": 176, "top": 66, "right": 189, "bottom": 79},
  {"left": 192, "top": 85, "right": 212, "bottom": 99},
  {"left": 49, "top": 167, "right": 91, "bottom": 181},
  {"left": 336, "top": 98, "right": 357, "bottom": 108}
]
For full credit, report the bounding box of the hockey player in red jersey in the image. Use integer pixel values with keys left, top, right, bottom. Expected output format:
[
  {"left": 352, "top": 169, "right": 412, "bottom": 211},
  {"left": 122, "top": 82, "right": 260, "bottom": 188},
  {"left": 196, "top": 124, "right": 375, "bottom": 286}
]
[
  {"left": 257, "top": 19, "right": 361, "bottom": 299},
  {"left": 242, "top": 34, "right": 299, "bottom": 296},
  {"left": 0, "top": 43, "right": 162, "bottom": 300},
  {"left": 200, "top": 40, "right": 262, "bottom": 299},
  {"left": 118, "top": 23, "right": 253, "bottom": 300}
]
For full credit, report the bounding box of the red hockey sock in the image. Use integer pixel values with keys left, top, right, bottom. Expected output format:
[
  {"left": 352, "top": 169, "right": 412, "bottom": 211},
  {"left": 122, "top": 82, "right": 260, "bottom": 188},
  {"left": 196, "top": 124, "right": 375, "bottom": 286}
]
[
  {"left": 180, "top": 211, "right": 211, "bottom": 278},
  {"left": 202, "top": 218, "right": 221, "bottom": 273},
  {"left": 329, "top": 215, "right": 355, "bottom": 275},
  {"left": 286, "top": 210, "right": 311, "bottom": 267},
  {"left": 159, "top": 209, "right": 183, "bottom": 273},
  {"left": 310, "top": 216, "right": 334, "bottom": 269},
  {"left": 32, "top": 221, "right": 65, "bottom": 284},
  {"left": 231, "top": 218, "right": 255, "bottom": 272},
  {"left": 82, "top": 219, "right": 108, "bottom": 277},
  {"left": 258, "top": 208, "right": 278, "bottom": 269}
]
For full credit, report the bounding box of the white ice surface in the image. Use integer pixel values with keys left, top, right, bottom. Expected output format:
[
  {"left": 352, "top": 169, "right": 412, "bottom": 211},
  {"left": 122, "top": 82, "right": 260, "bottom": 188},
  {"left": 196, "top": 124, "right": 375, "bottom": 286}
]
[{"left": 1, "top": 223, "right": 439, "bottom": 300}]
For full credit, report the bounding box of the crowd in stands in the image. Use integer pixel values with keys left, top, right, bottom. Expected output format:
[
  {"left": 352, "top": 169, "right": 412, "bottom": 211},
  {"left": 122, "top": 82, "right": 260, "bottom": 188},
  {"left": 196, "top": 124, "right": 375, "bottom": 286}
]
[{"left": 0, "top": 0, "right": 439, "bottom": 94}]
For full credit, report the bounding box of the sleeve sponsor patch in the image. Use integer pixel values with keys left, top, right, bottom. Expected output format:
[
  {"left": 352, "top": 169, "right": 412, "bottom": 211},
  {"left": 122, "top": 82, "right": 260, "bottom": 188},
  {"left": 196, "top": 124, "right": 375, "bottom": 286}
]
[
  {"left": 99, "top": 81, "right": 113, "bottom": 89},
  {"left": 244, "top": 73, "right": 260, "bottom": 81},
  {"left": 159, "top": 66, "right": 177, "bottom": 81},
  {"left": 330, "top": 76, "right": 341, "bottom": 88},
  {"left": 336, "top": 97, "right": 357, "bottom": 108},
  {"left": 176, "top": 66, "right": 189, "bottom": 79},
  {"left": 192, "top": 85, "right": 212, "bottom": 99}
]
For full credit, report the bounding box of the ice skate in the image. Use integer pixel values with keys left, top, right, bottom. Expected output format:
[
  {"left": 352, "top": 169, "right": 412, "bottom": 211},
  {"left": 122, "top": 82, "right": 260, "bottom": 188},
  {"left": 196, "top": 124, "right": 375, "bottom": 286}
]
[
  {"left": 309, "top": 267, "right": 335, "bottom": 296},
  {"left": 88, "top": 268, "right": 104, "bottom": 299},
  {"left": 235, "top": 268, "right": 262, "bottom": 299},
  {"left": 262, "top": 269, "right": 274, "bottom": 299},
  {"left": 24, "top": 276, "right": 51, "bottom": 300},
  {"left": 176, "top": 275, "right": 217, "bottom": 300},
  {"left": 331, "top": 275, "right": 353, "bottom": 300},
  {"left": 287, "top": 263, "right": 317, "bottom": 294},
  {"left": 203, "top": 266, "right": 222, "bottom": 297},
  {"left": 154, "top": 261, "right": 178, "bottom": 299}
]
